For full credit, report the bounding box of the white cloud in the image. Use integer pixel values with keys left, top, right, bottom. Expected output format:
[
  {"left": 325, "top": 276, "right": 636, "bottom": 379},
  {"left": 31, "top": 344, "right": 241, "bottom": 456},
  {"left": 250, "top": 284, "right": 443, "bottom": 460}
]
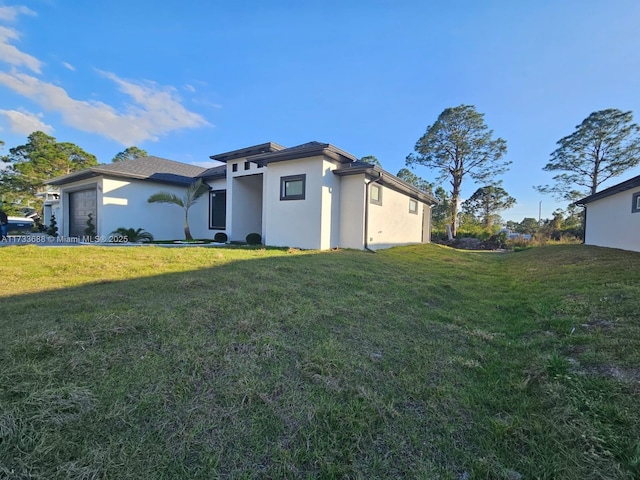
[
  {"left": 0, "top": 9, "right": 211, "bottom": 145},
  {"left": 0, "top": 5, "right": 36, "bottom": 22},
  {"left": 0, "top": 26, "right": 42, "bottom": 73},
  {"left": 0, "top": 69, "right": 211, "bottom": 145},
  {"left": 0, "top": 108, "right": 53, "bottom": 134},
  {"left": 184, "top": 83, "right": 196, "bottom": 93}
]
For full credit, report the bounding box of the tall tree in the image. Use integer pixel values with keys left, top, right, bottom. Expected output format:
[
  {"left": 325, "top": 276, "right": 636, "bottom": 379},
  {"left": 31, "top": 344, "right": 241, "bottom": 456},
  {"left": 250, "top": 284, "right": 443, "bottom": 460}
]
[
  {"left": 431, "top": 186, "right": 452, "bottom": 232},
  {"left": 406, "top": 105, "right": 509, "bottom": 236},
  {"left": 147, "top": 179, "right": 209, "bottom": 240},
  {"left": 396, "top": 168, "right": 433, "bottom": 193},
  {"left": 537, "top": 109, "right": 640, "bottom": 201},
  {"left": 461, "top": 185, "right": 516, "bottom": 229},
  {"left": 360, "top": 155, "right": 382, "bottom": 167},
  {"left": 0, "top": 131, "right": 97, "bottom": 207},
  {"left": 112, "top": 146, "right": 148, "bottom": 163}
]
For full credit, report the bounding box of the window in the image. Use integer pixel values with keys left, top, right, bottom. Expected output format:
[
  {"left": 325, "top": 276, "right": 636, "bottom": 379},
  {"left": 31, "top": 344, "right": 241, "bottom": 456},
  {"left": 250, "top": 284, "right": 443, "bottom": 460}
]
[
  {"left": 244, "top": 161, "right": 250, "bottom": 171},
  {"left": 232, "top": 163, "right": 238, "bottom": 172},
  {"left": 409, "top": 198, "right": 418, "bottom": 214},
  {"left": 633, "top": 192, "right": 640, "bottom": 213},
  {"left": 280, "top": 174, "right": 306, "bottom": 200},
  {"left": 370, "top": 184, "right": 382, "bottom": 205},
  {"left": 209, "top": 190, "right": 226, "bottom": 229}
]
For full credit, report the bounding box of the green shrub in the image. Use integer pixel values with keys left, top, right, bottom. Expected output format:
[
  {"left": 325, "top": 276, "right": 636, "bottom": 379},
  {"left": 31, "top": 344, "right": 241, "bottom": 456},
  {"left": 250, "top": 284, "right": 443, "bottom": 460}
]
[
  {"left": 246, "top": 233, "right": 262, "bottom": 245},
  {"left": 110, "top": 227, "right": 154, "bottom": 243},
  {"left": 488, "top": 232, "right": 508, "bottom": 249},
  {"left": 214, "top": 232, "right": 228, "bottom": 243},
  {"left": 46, "top": 213, "right": 58, "bottom": 237},
  {"left": 85, "top": 213, "right": 96, "bottom": 237}
]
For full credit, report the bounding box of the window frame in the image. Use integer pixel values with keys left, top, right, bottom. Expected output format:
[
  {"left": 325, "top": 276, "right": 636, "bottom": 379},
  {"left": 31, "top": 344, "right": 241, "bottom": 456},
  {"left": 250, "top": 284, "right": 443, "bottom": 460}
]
[
  {"left": 632, "top": 192, "right": 640, "bottom": 213},
  {"left": 370, "top": 184, "right": 382, "bottom": 206},
  {"left": 280, "top": 174, "right": 306, "bottom": 201},
  {"left": 232, "top": 163, "right": 238, "bottom": 173},
  {"left": 409, "top": 198, "right": 418, "bottom": 214},
  {"left": 209, "top": 189, "right": 227, "bottom": 229}
]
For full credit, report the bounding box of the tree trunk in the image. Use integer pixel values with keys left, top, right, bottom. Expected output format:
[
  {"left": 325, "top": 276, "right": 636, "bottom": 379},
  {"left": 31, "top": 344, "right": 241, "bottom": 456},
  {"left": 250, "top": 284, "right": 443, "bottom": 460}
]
[
  {"left": 184, "top": 212, "right": 193, "bottom": 240},
  {"left": 450, "top": 177, "right": 462, "bottom": 237}
]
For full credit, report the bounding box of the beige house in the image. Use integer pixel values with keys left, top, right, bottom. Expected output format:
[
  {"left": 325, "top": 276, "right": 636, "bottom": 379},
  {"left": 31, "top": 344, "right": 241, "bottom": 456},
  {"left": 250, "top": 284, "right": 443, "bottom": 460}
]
[
  {"left": 575, "top": 174, "right": 640, "bottom": 253},
  {"left": 47, "top": 141, "right": 438, "bottom": 250}
]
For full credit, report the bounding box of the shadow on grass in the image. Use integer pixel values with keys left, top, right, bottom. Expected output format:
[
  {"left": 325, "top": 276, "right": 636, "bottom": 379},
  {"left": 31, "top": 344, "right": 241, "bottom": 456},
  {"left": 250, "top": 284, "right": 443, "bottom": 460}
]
[{"left": 2, "top": 244, "right": 640, "bottom": 479}]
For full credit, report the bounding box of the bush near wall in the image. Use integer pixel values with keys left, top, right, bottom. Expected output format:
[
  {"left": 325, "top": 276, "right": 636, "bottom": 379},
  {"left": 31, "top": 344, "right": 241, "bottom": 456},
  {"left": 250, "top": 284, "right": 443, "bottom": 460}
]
[
  {"left": 214, "top": 232, "right": 228, "bottom": 243},
  {"left": 246, "top": 233, "right": 262, "bottom": 245}
]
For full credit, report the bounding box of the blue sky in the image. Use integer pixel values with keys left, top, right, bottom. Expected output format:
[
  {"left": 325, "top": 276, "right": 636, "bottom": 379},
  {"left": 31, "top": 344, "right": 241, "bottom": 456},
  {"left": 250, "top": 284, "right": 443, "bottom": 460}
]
[{"left": 1, "top": 1, "right": 639, "bottom": 221}]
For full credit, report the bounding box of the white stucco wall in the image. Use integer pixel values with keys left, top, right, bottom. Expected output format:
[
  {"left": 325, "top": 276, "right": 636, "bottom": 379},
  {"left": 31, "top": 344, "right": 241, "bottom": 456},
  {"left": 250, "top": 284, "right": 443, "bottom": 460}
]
[
  {"left": 585, "top": 187, "right": 640, "bottom": 252},
  {"left": 338, "top": 174, "right": 366, "bottom": 249},
  {"left": 367, "top": 183, "right": 429, "bottom": 250},
  {"left": 224, "top": 157, "right": 265, "bottom": 242},
  {"left": 58, "top": 177, "right": 212, "bottom": 241},
  {"left": 320, "top": 158, "right": 341, "bottom": 249},
  {"left": 263, "top": 156, "right": 324, "bottom": 249},
  {"left": 231, "top": 174, "right": 263, "bottom": 242}
]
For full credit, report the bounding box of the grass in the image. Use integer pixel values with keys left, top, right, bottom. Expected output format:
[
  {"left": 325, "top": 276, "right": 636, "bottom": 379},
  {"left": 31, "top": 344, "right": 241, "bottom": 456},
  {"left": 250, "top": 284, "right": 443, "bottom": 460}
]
[{"left": 1, "top": 243, "right": 639, "bottom": 479}]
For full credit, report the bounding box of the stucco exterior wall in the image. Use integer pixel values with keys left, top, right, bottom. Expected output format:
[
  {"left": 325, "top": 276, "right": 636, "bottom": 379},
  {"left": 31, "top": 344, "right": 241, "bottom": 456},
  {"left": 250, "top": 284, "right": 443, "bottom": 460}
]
[
  {"left": 58, "top": 177, "right": 211, "bottom": 241},
  {"left": 223, "top": 157, "right": 265, "bottom": 242},
  {"left": 320, "top": 158, "right": 341, "bottom": 249},
  {"left": 231, "top": 174, "right": 263, "bottom": 242},
  {"left": 585, "top": 187, "right": 640, "bottom": 252},
  {"left": 367, "top": 183, "right": 429, "bottom": 250},
  {"left": 263, "top": 156, "right": 324, "bottom": 249},
  {"left": 338, "top": 174, "right": 366, "bottom": 249}
]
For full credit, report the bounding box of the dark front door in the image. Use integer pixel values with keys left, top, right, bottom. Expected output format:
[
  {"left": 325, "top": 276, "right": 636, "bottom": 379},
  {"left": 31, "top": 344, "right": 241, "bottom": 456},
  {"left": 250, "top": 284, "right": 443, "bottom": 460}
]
[{"left": 69, "top": 189, "right": 97, "bottom": 237}]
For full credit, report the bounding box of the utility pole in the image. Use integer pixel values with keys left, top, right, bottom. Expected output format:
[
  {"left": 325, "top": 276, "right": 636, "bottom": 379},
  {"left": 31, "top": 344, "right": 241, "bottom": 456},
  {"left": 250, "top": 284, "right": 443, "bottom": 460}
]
[{"left": 538, "top": 201, "right": 542, "bottom": 224}]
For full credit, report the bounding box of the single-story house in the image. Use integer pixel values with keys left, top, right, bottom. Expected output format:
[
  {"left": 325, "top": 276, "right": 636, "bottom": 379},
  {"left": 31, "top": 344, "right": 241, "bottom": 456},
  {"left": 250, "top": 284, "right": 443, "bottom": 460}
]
[
  {"left": 575, "top": 174, "right": 640, "bottom": 253},
  {"left": 47, "top": 141, "right": 438, "bottom": 250}
]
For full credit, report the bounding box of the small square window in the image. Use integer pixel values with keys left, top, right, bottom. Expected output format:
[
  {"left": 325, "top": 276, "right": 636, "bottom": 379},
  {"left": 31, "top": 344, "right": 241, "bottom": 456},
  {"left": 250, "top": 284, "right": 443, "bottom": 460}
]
[
  {"left": 244, "top": 161, "right": 250, "bottom": 171},
  {"left": 633, "top": 192, "right": 640, "bottom": 213},
  {"left": 232, "top": 163, "right": 238, "bottom": 172},
  {"left": 280, "top": 174, "right": 306, "bottom": 200},
  {"left": 409, "top": 199, "right": 418, "bottom": 214},
  {"left": 370, "top": 184, "right": 382, "bottom": 205}
]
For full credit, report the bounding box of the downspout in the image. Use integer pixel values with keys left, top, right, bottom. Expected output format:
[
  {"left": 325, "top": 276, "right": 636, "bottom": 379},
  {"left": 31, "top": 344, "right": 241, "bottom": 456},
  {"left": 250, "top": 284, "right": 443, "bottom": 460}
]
[
  {"left": 364, "top": 172, "right": 383, "bottom": 252},
  {"left": 582, "top": 205, "right": 587, "bottom": 244}
]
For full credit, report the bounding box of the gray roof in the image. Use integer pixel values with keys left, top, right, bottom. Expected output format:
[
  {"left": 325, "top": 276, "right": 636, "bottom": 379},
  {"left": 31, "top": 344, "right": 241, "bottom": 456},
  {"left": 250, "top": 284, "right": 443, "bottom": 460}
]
[
  {"left": 210, "top": 142, "right": 286, "bottom": 162},
  {"left": 334, "top": 162, "right": 439, "bottom": 205},
  {"left": 198, "top": 165, "right": 227, "bottom": 180},
  {"left": 47, "top": 156, "right": 207, "bottom": 186},
  {"left": 250, "top": 141, "right": 358, "bottom": 166},
  {"left": 575, "top": 174, "right": 640, "bottom": 205}
]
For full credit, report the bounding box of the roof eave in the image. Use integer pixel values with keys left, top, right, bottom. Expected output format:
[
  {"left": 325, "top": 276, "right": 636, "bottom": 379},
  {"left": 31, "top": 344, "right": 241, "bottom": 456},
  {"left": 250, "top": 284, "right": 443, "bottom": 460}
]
[
  {"left": 575, "top": 174, "right": 640, "bottom": 205},
  {"left": 252, "top": 145, "right": 357, "bottom": 166},
  {"left": 209, "top": 142, "right": 286, "bottom": 162},
  {"left": 334, "top": 164, "right": 438, "bottom": 205}
]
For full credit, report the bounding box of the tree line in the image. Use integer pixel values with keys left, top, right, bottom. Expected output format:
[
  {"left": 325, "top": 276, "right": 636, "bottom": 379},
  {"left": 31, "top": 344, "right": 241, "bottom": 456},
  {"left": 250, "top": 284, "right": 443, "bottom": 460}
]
[
  {"left": 364, "top": 105, "right": 640, "bottom": 240},
  {"left": 0, "top": 131, "right": 148, "bottom": 214}
]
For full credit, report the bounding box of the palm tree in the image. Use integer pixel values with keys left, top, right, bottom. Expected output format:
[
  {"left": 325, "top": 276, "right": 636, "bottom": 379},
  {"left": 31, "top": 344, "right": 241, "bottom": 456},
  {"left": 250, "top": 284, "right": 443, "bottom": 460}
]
[
  {"left": 110, "top": 227, "right": 154, "bottom": 243},
  {"left": 147, "top": 179, "right": 209, "bottom": 240}
]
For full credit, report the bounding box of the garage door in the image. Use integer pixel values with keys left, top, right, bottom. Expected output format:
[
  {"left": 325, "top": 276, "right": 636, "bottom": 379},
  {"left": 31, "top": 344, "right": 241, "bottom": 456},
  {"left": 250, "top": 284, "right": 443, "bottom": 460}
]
[{"left": 69, "top": 189, "right": 97, "bottom": 237}]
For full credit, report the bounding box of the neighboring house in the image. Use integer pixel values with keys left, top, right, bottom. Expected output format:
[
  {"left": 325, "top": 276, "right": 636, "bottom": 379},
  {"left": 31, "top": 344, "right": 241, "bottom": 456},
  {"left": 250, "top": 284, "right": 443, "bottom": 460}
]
[
  {"left": 575, "top": 174, "right": 640, "bottom": 253},
  {"left": 47, "top": 141, "right": 438, "bottom": 250}
]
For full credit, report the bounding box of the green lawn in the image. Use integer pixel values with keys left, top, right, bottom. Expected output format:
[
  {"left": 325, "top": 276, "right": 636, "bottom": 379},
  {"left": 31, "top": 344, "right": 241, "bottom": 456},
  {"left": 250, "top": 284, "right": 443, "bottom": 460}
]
[{"left": 1, "top": 244, "right": 639, "bottom": 479}]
